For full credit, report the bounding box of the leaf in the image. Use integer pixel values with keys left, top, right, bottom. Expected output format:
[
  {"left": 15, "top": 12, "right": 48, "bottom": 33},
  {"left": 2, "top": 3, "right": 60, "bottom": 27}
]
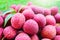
[
  {"left": 3, "top": 9, "right": 16, "bottom": 16},
  {"left": 4, "top": 14, "right": 14, "bottom": 27}
]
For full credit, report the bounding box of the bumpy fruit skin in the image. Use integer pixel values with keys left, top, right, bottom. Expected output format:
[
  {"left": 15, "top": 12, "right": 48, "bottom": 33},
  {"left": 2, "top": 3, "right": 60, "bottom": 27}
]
[
  {"left": 51, "top": 6, "right": 58, "bottom": 15},
  {"left": 29, "top": 5, "right": 44, "bottom": 14},
  {"left": 41, "top": 25, "right": 56, "bottom": 39},
  {"left": 0, "top": 27, "right": 3, "bottom": 39},
  {"left": 11, "top": 13, "right": 25, "bottom": 29},
  {"left": 34, "top": 14, "right": 46, "bottom": 28},
  {"left": 0, "top": 16, "right": 3, "bottom": 26},
  {"left": 23, "top": 19, "right": 39, "bottom": 35},
  {"left": 22, "top": 8, "right": 35, "bottom": 20},
  {"left": 42, "top": 38, "right": 51, "bottom": 40},
  {"left": 15, "top": 32, "right": 31, "bottom": 40},
  {"left": 54, "top": 35, "right": 60, "bottom": 40},
  {"left": 31, "top": 34, "right": 39, "bottom": 40},
  {"left": 3, "top": 26, "right": 16, "bottom": 39},
  {"left": 46, "top": 15, "right": 56, "bottom": 25},
  {"left": 56, "top": 26, "right": 60, "bottom": 35},
  {"left": 44, "top": 9, "right": 51, "bottom": 16},
  {"left": 54, "top": 14, "right": 60, "bottom": 23}
]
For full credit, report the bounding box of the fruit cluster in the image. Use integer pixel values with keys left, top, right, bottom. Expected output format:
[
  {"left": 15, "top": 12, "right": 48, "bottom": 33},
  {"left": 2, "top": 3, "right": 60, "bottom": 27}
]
[{"left": 0, "top": 2, "right": 60, "bottom": 40}]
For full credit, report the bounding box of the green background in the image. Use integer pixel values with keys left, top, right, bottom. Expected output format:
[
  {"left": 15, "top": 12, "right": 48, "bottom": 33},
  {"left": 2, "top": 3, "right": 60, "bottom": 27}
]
[{"left": 0, "top": 0, "right": 60, "bottom": 12}]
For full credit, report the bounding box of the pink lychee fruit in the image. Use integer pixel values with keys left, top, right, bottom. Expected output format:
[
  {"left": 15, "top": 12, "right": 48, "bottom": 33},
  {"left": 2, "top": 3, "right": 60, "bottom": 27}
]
[
  {"left": 11, "top": 13, "right": 25, "bottom": 29},
  {"left": 41, "top": 38, "right": 51, "bottom": 40},
  {"left": 31, "top": 34, "right": 39, "bottom": 40},
  {"left": 56, "top": 26, "right": 60, "bottom": 35},
  {"left": 29, "top": 5, "right": 44, "bottom": 14},
  {"left": 22, "top": 8, "right": 35, "bottom": 20},
  {"left": 54, "top": 35, "right": 60, "bottom": 40},
  {"left": 46, "top": 15, "right": 56, "bottom": 25},
  {"left": 3, "top": 26, "right": 16, "bottom": 39},
  {"left": 33, "top": 14, "right": 46, "bottom": 28},
  {"left": 10, "top": 4, "right": 16, "bottom": 9},
  {"left": 51, "top": 6, "right": 58, "bottom": 15},
  {"left": 54, "top": 13, "right": 60, "bottom": 23},
  {"left": 44, "top": 8, "right": 51, "bottom": 16},
  {"left": 15, "top": 32, "right": 31, "bottom": 40},
  {"left": 23, "top": 19, "right": 39, "bottom": 35},
  {"left": 41, "top": 25, "right": 56, "bottom": 39}
]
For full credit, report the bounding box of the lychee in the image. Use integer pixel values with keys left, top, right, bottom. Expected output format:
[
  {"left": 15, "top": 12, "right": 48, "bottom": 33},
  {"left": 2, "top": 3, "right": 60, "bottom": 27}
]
[
  {"left": 0, "top": 16, "right": 3, "bottom": 26},
  {"left": 15, "top": 32, "right": 31, "bottom": 40},
  {"left": 51, "top": 6, "right": 58, "bottom": 15},
  {"left": 22, "top": 8, "right": 35, "bottom": 20},
  {"left": 11, "top": 13, "right": 25, "bottom": 29},
  {"left": 46, "top": 15, "right": 56, "bottom": 25},
  {"left": 3, "top": 26, "right": 16, "bottom": 39},
  {"left": 41, "top": 25, "right": 56, "bottom": 39},
  {"left": 41, "top": 38, "right": 51, "bottom": 40},
  {"left": 23, "top": 19, "right": 39, "bottom": 35},
  {"left": 33, "top": 14, "right": 46, "bottom": 28},
  {"left": 31, "top": 34, "right": 39, "bottom": 40},
  {"left": 54, "top": 13, "right": 60, "bottom": 23}
]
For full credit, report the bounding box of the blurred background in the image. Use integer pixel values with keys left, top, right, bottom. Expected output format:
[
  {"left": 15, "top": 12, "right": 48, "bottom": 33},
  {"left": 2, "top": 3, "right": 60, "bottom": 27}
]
[{"left": 0, "top": 0, "right": 60, "bottom": 12}]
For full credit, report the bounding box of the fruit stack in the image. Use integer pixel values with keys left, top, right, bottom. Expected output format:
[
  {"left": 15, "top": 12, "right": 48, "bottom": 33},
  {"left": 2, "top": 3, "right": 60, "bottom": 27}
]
[{"left": 0, "top": 2, "right": 60, "bottom": 40}]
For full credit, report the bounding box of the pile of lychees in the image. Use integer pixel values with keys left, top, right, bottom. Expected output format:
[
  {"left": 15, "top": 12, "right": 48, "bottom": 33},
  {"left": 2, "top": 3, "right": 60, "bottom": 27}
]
[{"left": 0, "top": 2, "right": 60, "bottom": 40}]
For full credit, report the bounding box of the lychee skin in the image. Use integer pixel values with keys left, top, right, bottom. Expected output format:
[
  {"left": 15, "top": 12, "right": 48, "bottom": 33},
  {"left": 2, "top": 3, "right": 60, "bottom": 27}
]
[
  {"left": 0, "top": 27, "right": 3, "bottom": 39},
  {"left": 46, "top": 15, "right": 56, "bottom": 25},
  {"left": 41, "top": 25, "right": 56, "bottom": 39},
  {"left": 3, "top": 26, "right": 16, "bottom": 39},
  {"left": 23, "top": 19, "right": 39, "bottom": 35},
  {"left": 34, "top": 14, "right": 46, "bottom": 28},
  {"left": 15, "top": 32, "right": 31, "bottom": 40},
  {"left": 30, "top": 5, "right": 44, "bottom": 14},
  {"left": 44, "top": 9, "right": 51, "bottom": 16},
  {"left": 41, "top": 38, "right": 51, "bottom": 40},
  {"left": 22, "top": 8, "right": 35, "bottom": 20},
  {"left": 56, "top": 26, "right": 60, "bottom": 35},
  {"left": 54, "top": 35, "right": 60, "bottom": 40},
  {"left": 31, "top": 34, "right": 39, "bottom": 40},
  {"left": 54, "top": 14, "right": 60, "bottom": 23},
  {"left": 0, "top": 16, "right": 3, "bottom": 26},
  {"left": 11, "top": 13, "right": 25, "bottom": 29},
  {"left": 51, "top": 6, "right": 58, "bottom": 15}
]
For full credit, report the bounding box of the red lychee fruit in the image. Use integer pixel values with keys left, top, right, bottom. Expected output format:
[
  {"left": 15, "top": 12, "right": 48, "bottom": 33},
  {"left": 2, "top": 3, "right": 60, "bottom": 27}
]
[
  {"left": 29, "top": 5, "right": 44, "bottom": 14},
  {"left": 54, "top": 35, "right": 60, "bottom": 40},
  {"left": 0, "top": 27, "right": 3, "bottom": 39},
  {"left": 51, "top": 6, "right": 58, "bottom": 15},
  {"left": 15, "top": 32, "right": 31, "bottom": 40},
  {"left": 41, "top": 25, "right": 56, "bottom": 39},
  {"left": 3, "top": 26, "right": 16, "bottom": 39},
  {"left": 11, "top": 13, "right": 25, "bottom": 29},
  {"left": 0, "top": 16, "right": 3, "bottom": 26},
  {"left": 23, "top": 19, "right": 39, "bottom": 35},
  {"left": 31, "top": 34, "right": 39, "bottom": 40},
  {"left": 56, "top": 26, "right": 60, "bottom": 35},
  {"left": 41, "top": 38, "right": 51, "bottom": 40},
  {"left": 22, "top": 8, "right": 35, "bottom": 20},
  {"left": 33, "top": 14, "right": 46, "bottom": 28},
  {"left": 54, "top": 13, "right": 60, "bottom": 23},
  {"left": 46, "top": 15, "right": 56, "bottom": 25},
  {"left": 44, "top": 8, "right": 51, "bottom": 16}
]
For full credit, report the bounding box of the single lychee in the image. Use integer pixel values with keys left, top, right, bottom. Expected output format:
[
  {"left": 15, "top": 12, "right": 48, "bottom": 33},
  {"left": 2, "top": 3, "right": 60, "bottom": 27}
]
[
  {"left": 11, "top": 13, "right": 25, "bottom": 29},
  {"left": 41, "top": 25, "right": 56, "bottom": 39},
  {"left": 3, "top": 26, "right": 16, "bottom": 39},
  {"left": 15, "top": 32, "right": 31, "bottom": 40},
  {"left": 23, "top": 19, "right": 39, "bottom": 35}
]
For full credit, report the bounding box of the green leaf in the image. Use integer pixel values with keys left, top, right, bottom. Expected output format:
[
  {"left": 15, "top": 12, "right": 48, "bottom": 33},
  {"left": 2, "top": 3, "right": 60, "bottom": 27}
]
[
  {"left": 4, "top": 14, "right": 14, "bottom": 27},
  {"left": 3, "top": 9, "right": 16, "bottom": 16}
]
